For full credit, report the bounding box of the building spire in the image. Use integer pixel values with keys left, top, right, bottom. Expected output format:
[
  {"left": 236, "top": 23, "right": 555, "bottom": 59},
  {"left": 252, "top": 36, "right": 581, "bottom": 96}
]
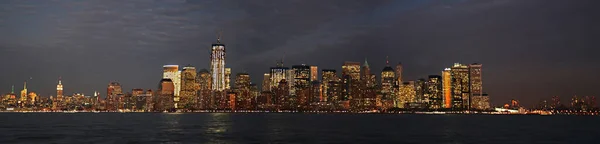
[
  {"left": 58, "top": 76, "right": 62, "bottom": 85},
  {"left": 23, "top": 81, "right": 27, "bottom": 90},
  {"left": 11, "top": 85, "right": 14, "bottom": 94},
  {"left": 386, "top": 56, "right": 389, "bottom": 66},
  {"left": 217, "top": 29, "right": 223, "bottom": 43},
  {"left": 363, "top": 57, "right": 370, "bottom": 67}
]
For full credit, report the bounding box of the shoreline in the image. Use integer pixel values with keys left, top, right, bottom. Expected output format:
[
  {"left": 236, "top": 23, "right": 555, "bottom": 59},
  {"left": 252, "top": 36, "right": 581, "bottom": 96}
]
[{"left": 1, "top": 111, "right": 598, "bottom": 116}]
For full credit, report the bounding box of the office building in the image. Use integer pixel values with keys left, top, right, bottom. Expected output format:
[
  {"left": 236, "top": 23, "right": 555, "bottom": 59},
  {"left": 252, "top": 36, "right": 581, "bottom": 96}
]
[
  {"left": 451, "top": 63, "right": 470, "bottom": 109},
  {"left": 163, "top": 65, "right": 181, "bottom": 96},
  {"left": 425, "top": 75, "right": 443, "bottom": 109},
  {"left": 210, "top": 36, "right": 227, "bottom": 91}
]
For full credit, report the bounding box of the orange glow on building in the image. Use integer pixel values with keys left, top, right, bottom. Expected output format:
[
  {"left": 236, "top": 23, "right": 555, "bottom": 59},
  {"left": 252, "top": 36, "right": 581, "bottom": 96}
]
[{"left": 443, "top": 69, "right": 452, "bottom": 108}]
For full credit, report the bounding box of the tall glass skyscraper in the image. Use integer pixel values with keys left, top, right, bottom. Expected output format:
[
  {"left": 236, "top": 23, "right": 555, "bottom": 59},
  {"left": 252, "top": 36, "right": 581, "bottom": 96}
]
[{"left": 210, "top": 37, "right": 226, "bottom": 91}]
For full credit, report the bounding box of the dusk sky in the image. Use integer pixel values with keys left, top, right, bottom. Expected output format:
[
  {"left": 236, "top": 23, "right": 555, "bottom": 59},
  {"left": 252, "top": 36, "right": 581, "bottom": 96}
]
[{"left": 1, "top": 0, "right": 598, "bottom": 107}]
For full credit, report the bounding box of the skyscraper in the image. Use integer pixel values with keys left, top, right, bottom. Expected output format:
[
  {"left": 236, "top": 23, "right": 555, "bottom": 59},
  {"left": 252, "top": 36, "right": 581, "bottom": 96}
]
[
  {"left": 381, "top": 58, "right": 395, "bottom": 96},
  {"left": 210, "top": 36, "right": 227, "bottom": 91},
  {"left": 225, "top": 68, "right": 231, "bottom": 90},
  {"left": 426, "top": 75, "right": 443, "bottom": 109},
  {"left": 20, "top": 82, "right": 27, "bottom": 102},
  {"left": 310, "top": 66, "right": 318, "bottom": 82},
  {"left": 292, "top": 64, "right": 311, "bottom": 88},
  {"left": 398, "top": 81, "right": 416, "bottom": 108},
  {"left": 197, "top": 69, "right": 212, "bottom": 109},
  {"left": 322, "top": 69, "right": 339, "bottom": 103},
  {"left": 342, "top": 61, "right": 361, "bottom": 101},
  {"left": 270, "top": 61, "right": 289, "bottom": 91},
  {"left": 451, "top": 63, "right": 470, "bottom": 109},
  {"left": 361, "top": 58, "right": 375, "bottom": 88},
  {"left": 158, "top": 79, "right": 175, "bottom": 111},
  {"left": 469, "top": 63, "right": 484, "bottom": 109},
  {"left": 107, "top": 82, "right": 123, "bottom": 111},
  {"left": 395, "top": 63, "right": 403, "bottom": 86},
  {"left": 235, "top": 73, "right": 251, "bottom": 109},
  {"left": 262, "top": 73, "right": 271, "bottom": 92},
  {"left": 180, "top": 65, "right": 198, "bottom": 109},
  {"left": 56, "top": 77, "right": 63, "bottom": 97},
  {"left": 163, "top": 65, "right": 181, "bottom": 96},
  {"left": 442, "top": 68, "right": 452, "bottom": 108}
]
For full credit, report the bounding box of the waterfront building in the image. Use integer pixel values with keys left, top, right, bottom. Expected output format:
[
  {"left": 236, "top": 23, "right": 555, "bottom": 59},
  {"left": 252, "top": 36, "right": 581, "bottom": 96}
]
[
  {"left": 322, "top": 69, "right": 339, "bottom": 103},
  {"left": 225, "top": 68, "right": 231, "bottom": 90},
  {"left": 262, "top": 73, "right": 271, "bottom": 92},
  {"left": 107, "top": 82, "right": 123, "bottom": 111},
  {"left": 398, "top": 81, "right": 416, "bottom": 108},
  {"left": 180, "top": 65, "right": 198, "bottom": 109},
  {"left": 210, "top": 36, "right": 227, "bottom": 91},
  {"left": 381, "top": 58, "right": 395, "bottom": 98},
  {"left": 270, "top": 60, "right": 289, "bottom": 90},
  {"left": 469, "top": 63, "right": 483, "bottom": 109},
  {"left": 20, "top": 82, "right": 27, "bottom": 103},
  {"left": 471, "top": 93, "right": 490, "bottom": 110},
  {"left": 442, "top": 68, "right": 452, "bottom": 108},
  {"left": 292, "top": 64, "right": 311, "bottom": 89},
  {"left": 342, "top": 61, "right": 361, "bottom": 101},
  {"left": 197, "top": 69, "right": 212, "bottom": 109},
  {"left": 425, "top": 75, "right": 443, "bottom": 109},
  {"left": 310, "top": 66, "right": 318, "bottom": 82},
  {"left": 235, "top": 73, "right": 252, "bottom": 109},
  {"left": 163, "top": 65, "right": 181, "bottom": 97},
  {"left": 57, "top": 77, "right": 63, "bottom": 97},
  {"left": 451, "top": 63, "right": 470, "bottom": 109},
  {"left": 157, "top": 79, "right": 175, "bottom": 111}
]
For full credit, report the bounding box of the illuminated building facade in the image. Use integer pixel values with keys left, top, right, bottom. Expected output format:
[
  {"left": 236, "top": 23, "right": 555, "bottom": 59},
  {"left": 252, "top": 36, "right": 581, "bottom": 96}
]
[
  {"left": 262, "top": 73, "right": 271, "bottom": 92},
  {"left": 57, "top": 77, "right": 63, "bottom": 97},
  {"left": 180, "top": 66, "right": 198, "bottom": 109},
  {"left": 197, "top": 69, "right": 212, "bottom": 109},
  {"left": 20, "top": 82, "right": 27, "bottom": 102},
  {"left": 398, "top": 81, "right": 416, "bottom": 108},
  {"left": 471, "top": 93, "right": 490, "bottom": 110},
  {"left": 225, "top": 68, "right": 231, "bottom": 90},
  {"left": 451, "top": 63, "right": 470, "bottom": 109},
  {"left": 310, "top": 66, "right": 318, "bottom": 82},
  {"left": 361, "top": 58, "right": 376, "bottom": 88},
  {"left": 235, "top": 73, "right": 251, "bottom": 109},
  {"left": 158, "top": 79, "right": 175, "bottom": 111},
  {"left": 425, "top": 75, "right": 443, "bottom": 109},
  {"left": 395, "top": 63, "right": 403, "bottom": 86},
  {"left": 322, "top": 69, "right": 339, "bottom": 103},
  {"left": 381, "top": 60, "right": 395, "bottom": 97},
  {"left": 162, "top": 65, "right": 181, "bottom": 96},
  {"left": 210, "top": 37, "right": 227, "bottom": 91},
  {"left": 442, "top": 68, "right": 452, "bottom": 108},
  {"left": 292, "top": 65, "right": 311, "bottom": 88},
  {"left": 469, "top": 63, "right": 483, "bottom": 109},
  {"left": 107, "top": 82, "right": 123, "bottom": 111},
  {"left": 270, "top": 61, "right": 289, "bottom": 91},
  {"left": 415, "top": 79, "right": 426, "bottom": 103},
  {"left": 274, "top": 79, "right": 289, "bottom": 108},
  {"left": 342, "top": 61, "right": 361, "bottom": 101}
]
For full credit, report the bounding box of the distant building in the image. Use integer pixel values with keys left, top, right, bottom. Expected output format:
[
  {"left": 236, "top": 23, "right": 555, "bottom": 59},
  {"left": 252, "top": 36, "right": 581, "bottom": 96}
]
[
  {"left": 210, "top": 36, "right": 227, "bottom": 91},
  {"left": 225, "top": 68, "right": 231, "bottom": 90},
  {"left": 442, "top": 68, "right": 452, "bottom": 108},
  {"left": 197, "top": 69, "right": 212, "bottom": 109},
  {"left": 469, "top": 63, "right": 483, "bottom": 109},
  {"left": 342, "top": 61, "right": 361, "bottom": 101},
  {"left": 425, "top": 75, "right": 443, "bottom": 109},
  {"left": 56, "top": 77, "right": 63, "bottom": 97},
  {"left": 270, "top": 61, "right": 289, "bottom": 91},
  {"left": 451, "top": 63, "right": 469, "bottom": 109},
  {"left": 310, "top": 66, "right": 318, "bottom": 82},
  {"left": 235, "top": 73, "right": 251, "bottom": 109},
  {"left": 158, "top": 79, "right": 175, "bottom": 111},
  {"left": 163, "top": 65, "right": 181, "bottom": 97},
  {"left": 262, "top": 73, "right": 271, "bottom": 92},
  {"left": 471, "top": 93, "right": 490, "bottom": 110},
  {"left": 321, "top": 69, "right": 339, "bottom": 103},
  {"left": 398, "top": 81, "right": 416, "bottom": 108},
  {"left": 180, "top": 65, "right": 198, "bottom": 109},
  {"left": 292, "top": 64, "right": 311, "bottom": 88}
]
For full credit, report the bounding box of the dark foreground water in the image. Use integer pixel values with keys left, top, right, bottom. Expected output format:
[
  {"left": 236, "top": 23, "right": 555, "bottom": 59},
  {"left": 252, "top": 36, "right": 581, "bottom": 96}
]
[{"left": 0, "top": 113, "right": 598, "bottom": 144}]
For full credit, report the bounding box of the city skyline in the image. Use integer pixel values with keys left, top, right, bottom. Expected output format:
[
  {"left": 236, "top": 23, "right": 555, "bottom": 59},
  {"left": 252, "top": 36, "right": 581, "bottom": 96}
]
[{"left": 1, "top": 0, "right": 599, "bottom": 107}]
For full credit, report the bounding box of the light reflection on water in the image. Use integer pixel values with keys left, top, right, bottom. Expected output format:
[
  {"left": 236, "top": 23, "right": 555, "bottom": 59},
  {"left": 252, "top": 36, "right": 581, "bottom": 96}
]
[{"left": 0, "top": 113, "right": 598, "bottom": 144}]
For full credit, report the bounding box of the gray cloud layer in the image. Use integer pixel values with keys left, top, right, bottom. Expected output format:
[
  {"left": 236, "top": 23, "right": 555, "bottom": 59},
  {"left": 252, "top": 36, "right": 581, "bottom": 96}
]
[{"left": 1, "top": 0, "right": 599, "bottom": 106}]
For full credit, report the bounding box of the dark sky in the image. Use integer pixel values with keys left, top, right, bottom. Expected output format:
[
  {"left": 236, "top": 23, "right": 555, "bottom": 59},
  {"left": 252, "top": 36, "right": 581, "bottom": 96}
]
[{"left": 1, "top": 0, "right": 599, "bottom": 107}]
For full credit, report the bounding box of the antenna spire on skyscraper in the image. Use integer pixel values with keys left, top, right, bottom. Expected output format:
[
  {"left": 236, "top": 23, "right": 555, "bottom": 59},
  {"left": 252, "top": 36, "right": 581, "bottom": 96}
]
[
  {"left": 217, "top": 29, "right": 223, "bottom": 43},
  {"left": 386, "top": 56, "right": 389, "bottom": 66}
]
